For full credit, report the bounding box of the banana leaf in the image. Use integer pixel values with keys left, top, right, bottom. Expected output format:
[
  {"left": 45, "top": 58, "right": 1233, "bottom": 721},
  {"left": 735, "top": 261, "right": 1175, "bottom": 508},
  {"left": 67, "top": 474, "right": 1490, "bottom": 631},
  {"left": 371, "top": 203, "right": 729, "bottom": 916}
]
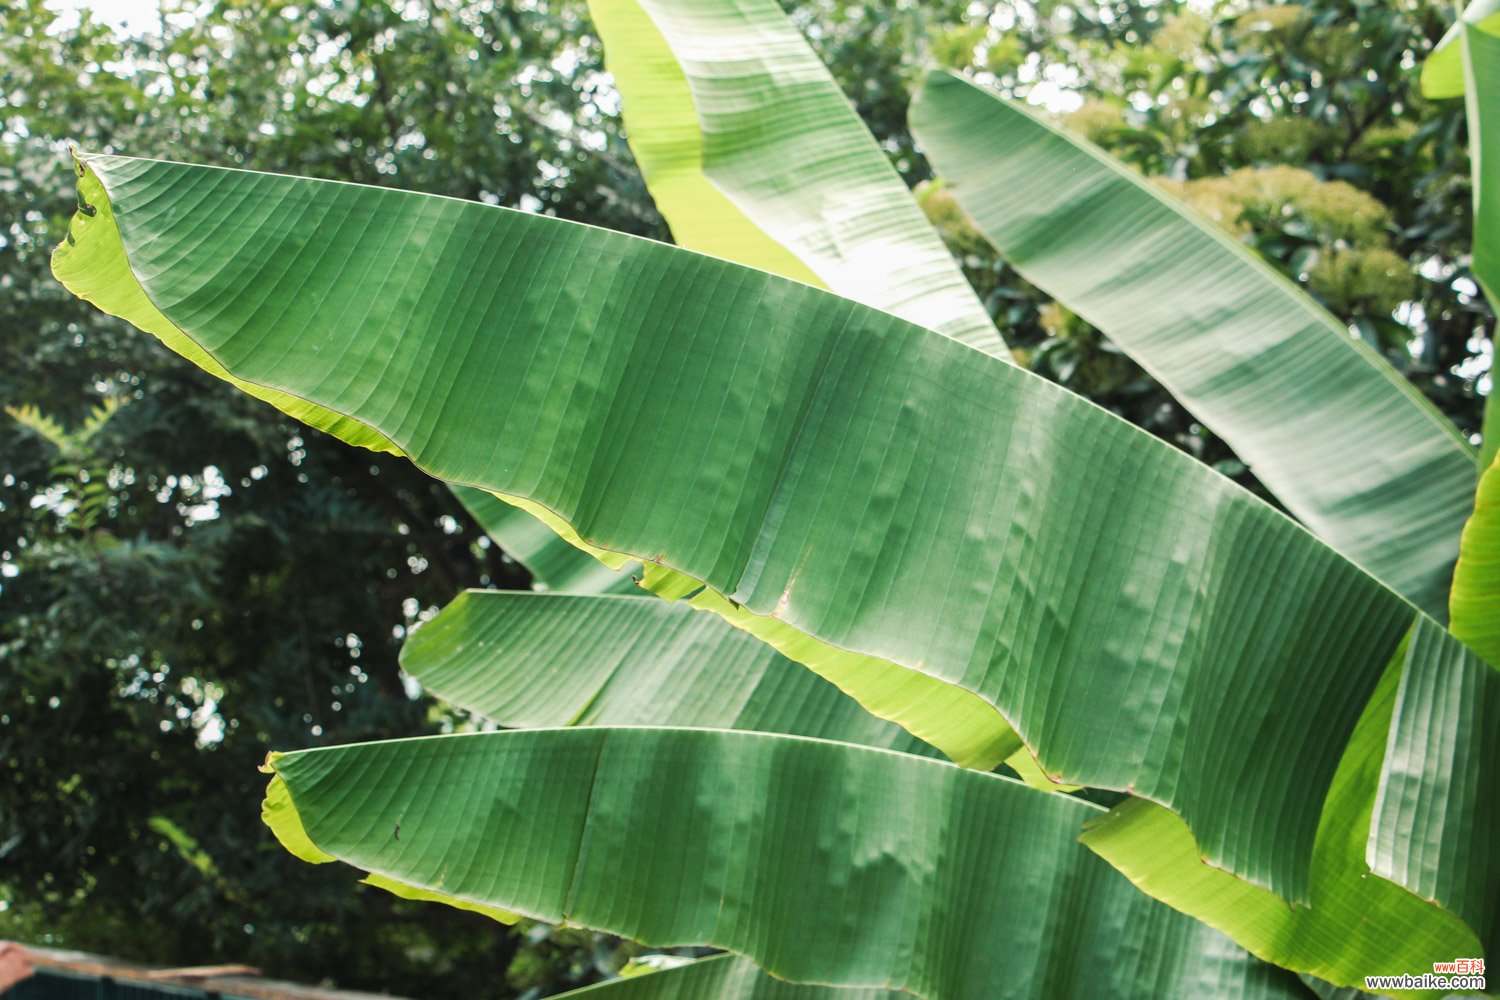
[
  {"left": 1449, "top": 456, "right": 1500, "bottom": 667},
  {"left": 263, "top": 728, "right": 1314, "bottom": 1000},
  {"left": 489, "top": 0, "right": 1010, "bottom": 586},
  {"left": 1367, "top": 619, "right": 1498, "bottom": 961},
  {"left": 401, "top": 589, "right": 932, "bottom": 755},
  {"left": 587, "top": 0, "right": 1006, "bottom": 356},
  {"left": 1081, "top": 630, "right": 1486, "bottom": 995},
  {"left": 1422, "top": 0, "right": 1500, "bottom": 475},
  {"left": 1421, "top": 0, "right": 1500, "bottom": 100},
  {"left": 908, "top": 70, "right": 1477, "bottom": 619}
]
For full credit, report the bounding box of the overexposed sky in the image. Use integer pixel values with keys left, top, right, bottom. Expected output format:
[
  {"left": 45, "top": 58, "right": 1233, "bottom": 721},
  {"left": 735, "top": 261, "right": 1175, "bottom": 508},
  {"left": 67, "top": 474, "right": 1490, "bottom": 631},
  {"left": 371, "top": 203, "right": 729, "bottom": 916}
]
[{"left": 46, "top": 0, "right": 166, "bottom": 36}]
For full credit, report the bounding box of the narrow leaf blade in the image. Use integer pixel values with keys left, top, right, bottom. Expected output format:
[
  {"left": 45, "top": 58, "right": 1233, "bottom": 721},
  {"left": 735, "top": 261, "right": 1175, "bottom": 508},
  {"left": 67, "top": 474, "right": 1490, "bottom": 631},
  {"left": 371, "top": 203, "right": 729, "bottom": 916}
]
[
  {"left": 593, "top": 0, "right": 1007, "bottom": 355},
  {"left": 909, "top": 70, "right": 1477, "bottom": 618}
]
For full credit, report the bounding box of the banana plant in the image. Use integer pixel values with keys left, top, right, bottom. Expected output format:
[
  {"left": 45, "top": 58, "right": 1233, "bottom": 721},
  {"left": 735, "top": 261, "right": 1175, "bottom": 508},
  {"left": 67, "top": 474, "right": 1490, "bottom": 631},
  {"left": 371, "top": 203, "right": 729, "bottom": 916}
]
[{"left": 47, "top": 0, "right": 1498, "bottom": 995}]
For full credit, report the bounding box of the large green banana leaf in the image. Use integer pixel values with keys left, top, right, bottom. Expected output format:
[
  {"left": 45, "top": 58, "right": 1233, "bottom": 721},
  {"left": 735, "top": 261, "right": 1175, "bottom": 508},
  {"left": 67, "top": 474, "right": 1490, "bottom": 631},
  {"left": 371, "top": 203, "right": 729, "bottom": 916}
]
[
  {"left": 450, "top": 484, "right": 638, "bottom": 592},
  {"left": 401, "top": 589, "right": 932, "bottom": 755},
  {"left": 401, "top": 590, "right": 1486, "bottom": 996},
  {"left": 586, "top": 0, "right": 1006, "bottom": 357},
  {"left": 263, "top": 728, "right": 1314, "bottom": 1000},
  {"left": 908, "top": 70, "right": 1477, "bottom": 620},
  {"left": 1380, "top": 9, "right": 1500, "bottom": 952},
  {"left": 52, "top": 155, "right": 1494, "bottom": 980},
  {"left": 364, "top": 580, "right": 1269, "bottom": 994},
  {"left": 1424, "top": 0, "right": 1500, "bottom": 678},
  {"left": 1089, "top": 17, "right": 1486, "bottom": 985}
]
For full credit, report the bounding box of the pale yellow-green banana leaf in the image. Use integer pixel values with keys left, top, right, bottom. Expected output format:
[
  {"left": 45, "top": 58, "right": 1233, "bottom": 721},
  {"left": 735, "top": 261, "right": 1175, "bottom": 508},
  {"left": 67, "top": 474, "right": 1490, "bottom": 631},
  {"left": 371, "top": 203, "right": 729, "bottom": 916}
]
[
  {"left": 1449, "top": 456, "right": 1500, "bottom": 667},
  {"left": 587, "top": 0, "right": 1006, "bottom": 356},
  {"left": 1421, "top": 0, "right": 1500, "bottom": 101}
]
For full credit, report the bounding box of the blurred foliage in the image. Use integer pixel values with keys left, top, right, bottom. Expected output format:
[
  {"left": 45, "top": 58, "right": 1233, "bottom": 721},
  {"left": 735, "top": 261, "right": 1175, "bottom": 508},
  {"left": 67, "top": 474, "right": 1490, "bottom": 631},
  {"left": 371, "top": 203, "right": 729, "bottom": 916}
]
[{"left": 0, "top": 0, "right": 1491, "bottom": 996}]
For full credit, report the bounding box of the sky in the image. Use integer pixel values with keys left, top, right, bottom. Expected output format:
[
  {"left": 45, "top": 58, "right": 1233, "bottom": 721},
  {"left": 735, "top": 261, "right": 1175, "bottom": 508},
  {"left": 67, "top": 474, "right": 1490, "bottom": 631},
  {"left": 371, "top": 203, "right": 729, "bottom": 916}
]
[{"left": 47, "top": 0, "right": 168, "bottom": 36}]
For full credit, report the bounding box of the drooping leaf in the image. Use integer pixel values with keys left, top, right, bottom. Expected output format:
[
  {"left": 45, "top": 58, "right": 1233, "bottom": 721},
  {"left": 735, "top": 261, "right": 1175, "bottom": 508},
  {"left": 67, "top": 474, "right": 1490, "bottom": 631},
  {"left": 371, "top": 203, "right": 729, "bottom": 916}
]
[
  {"left": 451, "top": 485, "right": 639, "bottom": 593},
  {"left": 52, "top": 155, "right": 1492, "bottom": 963},
  {"left": 908, "top": 70, "right": 1477, "bottom": 619},
  {"left": 401, "top": 589, "right": 933, "bottom": 756},
  {"left": 589, "top": 0, "right": 1007, "bottom": 356},
  {"left": 263, "top": 728, "right": 1313, "bottom": 1000}
]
